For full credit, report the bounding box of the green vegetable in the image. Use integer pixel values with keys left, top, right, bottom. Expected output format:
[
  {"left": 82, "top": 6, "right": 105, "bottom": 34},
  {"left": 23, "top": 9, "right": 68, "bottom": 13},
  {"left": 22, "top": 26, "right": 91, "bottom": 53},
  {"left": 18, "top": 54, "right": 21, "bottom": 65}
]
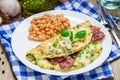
[
  {"left": 48, "top": 46, "right": 51, "bottom": 49},
  {"left": 75, "top": 30, "right": 86, "bottom": 39},
  {"left": 77, "top": 25, "right": 80, "bottom": 28},
  {"left": 54, "top": 49, "right": 58, "bottom": 53},
  {"left": 60, "top": 29, "right": 69, "bottom": 37},
  {"left": 81, "top": 63, "right": 85, "bottom": 67},
  {"left": 69, "top": 31, "right": 73, "bottom": 42},
  {"left": 53, "top": 38, "right": 59, "bottom": 47},
  {"left": 63, "top": 42, "right": 65, "bottom": 44},
  {"left": 90, "top": 53, "right": 94, "bottom": 57},
  {"left": 92, "top": 42, "right": 97, "bottom": 45},
  {"left": 26, "top": 54, "right": 35, "bottom": 61}
]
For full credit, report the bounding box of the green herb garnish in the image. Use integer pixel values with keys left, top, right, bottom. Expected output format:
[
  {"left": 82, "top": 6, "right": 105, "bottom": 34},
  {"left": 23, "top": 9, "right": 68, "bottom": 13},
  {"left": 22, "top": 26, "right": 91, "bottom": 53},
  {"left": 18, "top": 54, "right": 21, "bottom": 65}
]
[
  {"left": 53, "top": 38, "right": 59, "bottom": 47},
  {"left": 90, "top": 52, "right": 94, "bottom": 57},
  {"left": 54, "top": 49, "right": 58, "bottom": 53},
  {"left": 63, "top": 42, "right": 65, "bottom": 44},
  {"left": 92, "top": 42, "right": 97, "bottom": 45},
  {"left": 26, "top": 54, "right": 35, "bottom": 61},
  {"left": 77, "top": 25, "right": 80, "bottom": 28},
  {"left": 81, "top": 63, "right": 85, "bottom": 67},
  {"left": 48, "top": 46, "right": 51, "bottom": 49},
  {"left": 100, "top": 48, "right": 103, "bottom": 51},
  {"left": 69, "top": 31, "right": 73, "bottom": 42},
  {"left": 75, "top": 30, "right": 86, "bottom": 39},
  {"left": 60, "top": 29, "right": 69, "bottom": 37}
]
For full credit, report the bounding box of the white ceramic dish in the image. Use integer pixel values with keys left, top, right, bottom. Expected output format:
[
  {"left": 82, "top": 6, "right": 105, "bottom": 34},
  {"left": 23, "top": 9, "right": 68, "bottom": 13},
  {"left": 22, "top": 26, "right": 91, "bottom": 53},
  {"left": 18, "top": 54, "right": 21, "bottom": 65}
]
[{"left": 11, "top": 10, "right": 112, "bottom": 76}]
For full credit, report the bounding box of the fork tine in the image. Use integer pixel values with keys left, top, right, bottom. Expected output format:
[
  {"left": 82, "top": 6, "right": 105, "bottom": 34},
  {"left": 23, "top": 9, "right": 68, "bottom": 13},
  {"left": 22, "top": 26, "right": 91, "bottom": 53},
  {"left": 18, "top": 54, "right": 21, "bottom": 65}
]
[
  {"left": 96, "top": 0, "right": 120, "bottom": 32},
  {"left": 95, "top": 0, "right": 120, "bottom": 47},
  {"left": 96, "top": 1, "right": 102, "bottom": 19},
  {"left": 101, "top": 6, "right": 120, "bottom": 31}
]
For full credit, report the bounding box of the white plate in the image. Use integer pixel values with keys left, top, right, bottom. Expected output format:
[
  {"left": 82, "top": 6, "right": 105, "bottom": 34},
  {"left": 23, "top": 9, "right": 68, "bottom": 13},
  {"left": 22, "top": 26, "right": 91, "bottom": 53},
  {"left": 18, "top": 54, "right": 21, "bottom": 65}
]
[{"left": 11, "top": 10, "right": 112, "bottom": 76}]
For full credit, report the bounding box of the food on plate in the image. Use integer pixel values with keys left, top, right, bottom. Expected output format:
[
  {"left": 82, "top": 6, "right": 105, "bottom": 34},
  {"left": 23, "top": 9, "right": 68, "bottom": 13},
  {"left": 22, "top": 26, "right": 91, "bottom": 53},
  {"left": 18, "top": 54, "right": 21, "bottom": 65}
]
[
  {"left": 28, "top": 13, "right": 70, "bottom": 41},
  {"left": 26, "top": 21, "right": 105, "bottom": 71},
  {"left": 27, "top": 21, "right": 92, "bottom": 59}
]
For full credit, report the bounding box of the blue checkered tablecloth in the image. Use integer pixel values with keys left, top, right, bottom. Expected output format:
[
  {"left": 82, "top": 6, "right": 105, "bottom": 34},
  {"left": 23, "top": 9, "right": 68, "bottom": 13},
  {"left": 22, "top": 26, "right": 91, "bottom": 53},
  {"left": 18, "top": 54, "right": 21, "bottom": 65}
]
[{"left": 0, "top": 0, "right": 120, "bottom": 80}]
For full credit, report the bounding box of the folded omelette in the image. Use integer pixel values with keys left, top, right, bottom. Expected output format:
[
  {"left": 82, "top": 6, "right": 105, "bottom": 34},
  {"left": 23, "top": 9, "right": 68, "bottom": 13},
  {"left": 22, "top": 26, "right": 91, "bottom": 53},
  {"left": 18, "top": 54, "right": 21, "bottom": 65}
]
[{"left": 26, "top": 21, "right": 103, "bottom": 71}]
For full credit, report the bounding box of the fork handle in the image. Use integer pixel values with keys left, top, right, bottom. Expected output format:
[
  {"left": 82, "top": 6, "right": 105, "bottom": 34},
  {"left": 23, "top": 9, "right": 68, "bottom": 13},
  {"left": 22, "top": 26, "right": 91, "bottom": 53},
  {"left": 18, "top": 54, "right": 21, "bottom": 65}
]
[{"left": 109, "top": 28, "right": 120, "bottom": 47}]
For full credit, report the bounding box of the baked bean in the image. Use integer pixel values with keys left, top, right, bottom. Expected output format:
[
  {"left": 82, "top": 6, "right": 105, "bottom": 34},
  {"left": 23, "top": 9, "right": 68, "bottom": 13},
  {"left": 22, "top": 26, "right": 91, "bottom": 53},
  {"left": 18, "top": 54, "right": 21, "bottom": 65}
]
[
  {"left": 39, "top": 37, "right": 46, "bottom": 41},
  {"left": 28, "top": 13, "right": 70, "bottom": 41},
  {"left": 33, "top": 37, "right": 39, "bottom": 41},
  {"left": 41, "top": 30, "right": 45, "bottom": 33},
  {"left": 29, "top": 27, "right": 33, "bottom": 32},
  {"left": 30, "top": 31, "right": 36, "bottom": 34},
  {"left": 46, "top": 31, "right": 51, "bottom": 35},
  {"left": 36, "top": 31, "right": 41, "bottom": 35},
  {"left": 45, "top": 27, "right": 49, "bottom": 31},
  {"left": 46, "top": 35, "right": 50, "bottom": 39},
  {"left": 28, "top": 35, "right": 34, "bottom": 40}
]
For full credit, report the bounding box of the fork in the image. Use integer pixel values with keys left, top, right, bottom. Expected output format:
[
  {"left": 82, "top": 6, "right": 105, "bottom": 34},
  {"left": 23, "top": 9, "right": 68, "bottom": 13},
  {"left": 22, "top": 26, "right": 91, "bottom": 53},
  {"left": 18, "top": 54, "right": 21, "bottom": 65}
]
[
  {"left": 99, "top": 2, "right": 120, "bottom": 39},
  {"left": 96, "top": 1, "right": 120, "bottom": 47}
]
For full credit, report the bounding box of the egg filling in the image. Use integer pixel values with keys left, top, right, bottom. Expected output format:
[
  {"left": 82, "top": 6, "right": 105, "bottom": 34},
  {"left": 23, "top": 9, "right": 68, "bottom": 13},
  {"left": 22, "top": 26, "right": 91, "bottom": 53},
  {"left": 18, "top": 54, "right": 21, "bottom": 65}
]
[{"left": 26, "top": 21, "right": 105, "bottom": 71}]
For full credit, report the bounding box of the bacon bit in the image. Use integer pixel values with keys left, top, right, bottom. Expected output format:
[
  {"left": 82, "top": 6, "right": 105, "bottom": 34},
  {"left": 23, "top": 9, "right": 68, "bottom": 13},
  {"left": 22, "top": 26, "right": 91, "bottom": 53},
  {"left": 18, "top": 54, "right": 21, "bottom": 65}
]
[
  {"left": 91, "top": 25, "right": 105, "bottom": 41},
  {"left": 91, "top": 32, "right": 105, "bottom": 41},
  {"left": 48, "top": 56, "right": 75, "bottom": 68},
  {"left": 49, "top": 62, "right": 57, "bottom": 65},
  {"left": 53, "top": 57, "right": 65, "bottom": 63},
  {"left": 47, "top": 57, "right": 65, "bottom": 65},
  {"left": 91, "top": 26, "right": 101, "bottom": 32},
  {"left": 59, "top": 57, "right": 75, "bottom": 68}
]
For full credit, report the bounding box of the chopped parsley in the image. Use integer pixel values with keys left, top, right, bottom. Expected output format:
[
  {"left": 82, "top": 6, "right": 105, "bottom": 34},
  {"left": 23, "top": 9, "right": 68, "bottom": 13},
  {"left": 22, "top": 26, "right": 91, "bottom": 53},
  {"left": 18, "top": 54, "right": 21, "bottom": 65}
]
[
  {"left": 69, "top": 31, "right": 73, "bottom": 42},
  {"left": 90, "top": 52, "right": 94, "bottom": 57},
  {"left": 53, "top": 38, "right": 59, "bottom": 47},
  {"left": 48, "top": 46, "right": 51, "bottom": 49},
  {"left": 92, "top": 42, "right": 97, "bottom": 45},
  {"left": 77, "top": 25, "right": 80, "bottom": 28}
]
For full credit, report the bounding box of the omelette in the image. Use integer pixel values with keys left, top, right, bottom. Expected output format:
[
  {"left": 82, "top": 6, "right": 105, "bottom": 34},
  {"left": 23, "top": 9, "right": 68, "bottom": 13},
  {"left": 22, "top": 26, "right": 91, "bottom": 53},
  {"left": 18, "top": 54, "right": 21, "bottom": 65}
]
[{"left": 26, "top": 21, "right": 105, "bottom": 71}]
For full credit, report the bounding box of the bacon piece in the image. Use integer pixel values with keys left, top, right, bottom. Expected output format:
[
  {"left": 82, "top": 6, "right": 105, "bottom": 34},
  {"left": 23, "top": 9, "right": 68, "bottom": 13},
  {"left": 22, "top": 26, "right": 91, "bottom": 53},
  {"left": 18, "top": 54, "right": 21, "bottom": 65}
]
[
  {"left": 59, "top": 57, "right": 75, "bottom": 68},
  {"left": 48, "top": 56, "right": 75, "bottom": 68},
  {"left": 47, "top": 57, "right": 65, "bottom": 65},
  {"left": 91, "top": 25, "right": 105, "bottom": 41},
  {"left": 91, "top": 31, "right": 105, "bottom": 41},
  {"left": 53, "top": 57, "right": 65, "bottom": 63},
  {"left": 91, "top": 26, "right": 100, "bottom": 32},
  {"left": 49, "top": 62, "right": 57, "bottom": 65}
]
